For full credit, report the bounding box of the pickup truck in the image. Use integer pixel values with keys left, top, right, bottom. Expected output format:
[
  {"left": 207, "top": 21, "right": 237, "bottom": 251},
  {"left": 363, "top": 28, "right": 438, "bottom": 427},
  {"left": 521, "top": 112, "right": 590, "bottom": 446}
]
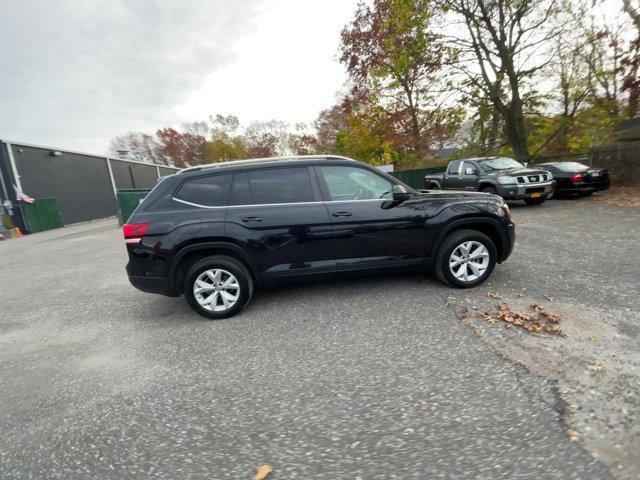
[{"left": 425, "top": 156, "right": 555, "bottom": 205}]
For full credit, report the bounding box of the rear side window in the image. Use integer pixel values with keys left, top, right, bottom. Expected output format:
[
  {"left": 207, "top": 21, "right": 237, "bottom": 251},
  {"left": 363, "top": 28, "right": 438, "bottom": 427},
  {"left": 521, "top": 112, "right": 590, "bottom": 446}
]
[
  {"left": 175, "top": 174, "right": 232, "bottom": 207},
  {"left": 448, "top": 161, "right": 461, "bottom": 174},
  {"left": 247, "top": 167, "right": 315, "bottom": 204}
]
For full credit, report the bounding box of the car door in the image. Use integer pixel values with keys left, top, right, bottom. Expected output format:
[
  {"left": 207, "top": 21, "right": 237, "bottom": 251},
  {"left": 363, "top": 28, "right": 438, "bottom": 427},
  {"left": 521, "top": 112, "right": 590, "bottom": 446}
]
[
  {"left": 443, "top": 160, "right": 465, "bottom": 189},
  {"left": 224, "top": 166, "right": 336, "bottom": 282},
  {"left": 458, "top": 161, "right": 480, "bottom": 190},
  {"left": 316, "top": 164, "right": 428, "bottom": 270}
]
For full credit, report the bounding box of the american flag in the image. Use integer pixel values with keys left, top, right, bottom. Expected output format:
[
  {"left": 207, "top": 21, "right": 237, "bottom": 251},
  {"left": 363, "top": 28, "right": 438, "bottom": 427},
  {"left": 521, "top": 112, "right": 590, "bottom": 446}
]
[{"left": 14, "top": 184, "right": 35, "bottom": 203}]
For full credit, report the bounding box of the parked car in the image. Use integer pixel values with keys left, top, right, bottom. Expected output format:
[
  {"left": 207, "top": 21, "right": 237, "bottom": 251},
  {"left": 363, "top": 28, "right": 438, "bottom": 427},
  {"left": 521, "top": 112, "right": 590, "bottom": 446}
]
[
  {"left": 531, "top": 161, "right": 610, "bottom": 197},
  {"left": 425, "top": 156, "right": 555, "bottom": 205},
  {"left": 123, "top": 156, "right": 515, "bottom": 319}
]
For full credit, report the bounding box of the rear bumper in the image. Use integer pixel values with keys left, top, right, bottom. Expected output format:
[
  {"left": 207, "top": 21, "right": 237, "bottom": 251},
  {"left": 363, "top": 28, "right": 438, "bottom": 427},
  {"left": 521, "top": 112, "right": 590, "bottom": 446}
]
[
  {"left": 557, "top": 180, "right": 610, "bottom": 194},
  {"left": 496, "top": 180, "right": 555, "bottom": 200},
  {"left": 127, "top": 274, "right": 174, "bottom": 296},
  {"left": 126, "top": 250, "right": 177, "bottom": 297}
]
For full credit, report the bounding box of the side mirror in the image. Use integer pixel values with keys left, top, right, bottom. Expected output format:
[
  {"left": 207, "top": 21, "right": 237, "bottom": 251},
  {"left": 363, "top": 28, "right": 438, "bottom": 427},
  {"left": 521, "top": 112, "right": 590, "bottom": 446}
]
[
  {"left": 392, "top": 184, "right": 410, "bottom": 202},
  {"left": 464, "top": 167, "right": 477, "bottom": 175}
]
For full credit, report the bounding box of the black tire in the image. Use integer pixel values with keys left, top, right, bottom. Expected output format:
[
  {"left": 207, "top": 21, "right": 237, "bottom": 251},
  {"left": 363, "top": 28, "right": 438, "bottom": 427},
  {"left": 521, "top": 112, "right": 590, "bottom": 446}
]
[
  {"left": 481, "top": 185, "right": 498, "bottom": 195},
  {"left": 183, "top": 255, "right": 254, "bottom": 319},
  {"left": 428, "top": 182, "right": 441, "bottom": 190},
  {"left": 435, "top": 229, "right": 497, "bottom": 288},
  {"left": 524, "top": 197, "right": 546, "bottom": 205}
]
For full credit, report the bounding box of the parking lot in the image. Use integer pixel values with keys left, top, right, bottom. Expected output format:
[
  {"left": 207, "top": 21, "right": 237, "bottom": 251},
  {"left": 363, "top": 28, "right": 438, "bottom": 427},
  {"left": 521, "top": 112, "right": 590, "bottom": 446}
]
[{"left": 1, "top": 196, "right": 638, "bottom": 479}]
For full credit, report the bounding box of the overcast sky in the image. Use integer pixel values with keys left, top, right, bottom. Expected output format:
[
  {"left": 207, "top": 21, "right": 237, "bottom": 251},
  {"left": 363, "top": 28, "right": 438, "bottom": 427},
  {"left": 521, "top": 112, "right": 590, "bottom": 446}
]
[{"left": 0, "top": 0, "right": 359, "bottom": 154}]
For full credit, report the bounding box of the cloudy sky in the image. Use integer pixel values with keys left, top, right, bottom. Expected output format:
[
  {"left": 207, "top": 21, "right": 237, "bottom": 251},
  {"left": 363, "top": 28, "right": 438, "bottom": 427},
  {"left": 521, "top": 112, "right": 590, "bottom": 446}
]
[{"left": 0, "top": 0, "right": 359, "bottom": 154}]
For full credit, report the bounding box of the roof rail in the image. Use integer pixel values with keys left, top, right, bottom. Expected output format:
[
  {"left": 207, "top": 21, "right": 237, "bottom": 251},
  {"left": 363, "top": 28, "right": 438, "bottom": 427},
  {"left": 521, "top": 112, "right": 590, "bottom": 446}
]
[{"left": 177, "top": 155, "right": 355, "bottom": 174}]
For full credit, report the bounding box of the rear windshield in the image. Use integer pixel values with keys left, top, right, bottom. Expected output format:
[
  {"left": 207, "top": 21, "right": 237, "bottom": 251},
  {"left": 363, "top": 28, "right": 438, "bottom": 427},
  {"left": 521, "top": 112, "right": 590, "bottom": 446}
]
[
  {"left": 554, "top": 162, "right": 589, "bottom": 172},
  {"left": 478, "top": 157, "right": 523, "bottom": 171}
]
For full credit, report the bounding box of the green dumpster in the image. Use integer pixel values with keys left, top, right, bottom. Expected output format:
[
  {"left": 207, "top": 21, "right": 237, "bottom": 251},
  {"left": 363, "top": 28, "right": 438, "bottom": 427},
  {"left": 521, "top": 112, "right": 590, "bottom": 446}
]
[
  {"left": 390, "top": 167, "right": 445, "bottom": 189},
  {"left": 22, "top": 198, "right": 64, "bottom": 233},
  {"left": 116, "top": 189, "right": 151, "bottom": 225}
]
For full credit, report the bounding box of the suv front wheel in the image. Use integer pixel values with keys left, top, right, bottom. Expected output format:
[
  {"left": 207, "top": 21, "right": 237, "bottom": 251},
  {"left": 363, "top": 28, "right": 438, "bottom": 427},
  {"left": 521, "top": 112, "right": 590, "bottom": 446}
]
[
  {"left": 184, "top": 255, "right": 254, "bottom": 319},
  {"left": 435, "top": 229, "right": 497, "bottom": 288}
]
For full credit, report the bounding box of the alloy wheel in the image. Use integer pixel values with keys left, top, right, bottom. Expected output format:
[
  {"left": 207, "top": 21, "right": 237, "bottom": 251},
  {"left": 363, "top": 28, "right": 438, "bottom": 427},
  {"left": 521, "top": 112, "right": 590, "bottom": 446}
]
[
  {"left": 449, "top": 240, "right": 490, "bottom": 282},
  {"left": 193, "top": 269, "right": 240, "bottom": 312}
]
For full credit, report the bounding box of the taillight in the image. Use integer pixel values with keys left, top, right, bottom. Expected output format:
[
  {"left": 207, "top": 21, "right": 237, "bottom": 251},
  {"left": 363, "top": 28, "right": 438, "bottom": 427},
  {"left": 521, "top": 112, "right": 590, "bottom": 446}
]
[
  {"left": 122, "top": 223, "right": 150, "bottom": 244},
  {"left": 606, "top": 171, "right": 612, "bottom": 180},
  {"left": 570, "top": 173, "right": 583, "bottom": 182}
]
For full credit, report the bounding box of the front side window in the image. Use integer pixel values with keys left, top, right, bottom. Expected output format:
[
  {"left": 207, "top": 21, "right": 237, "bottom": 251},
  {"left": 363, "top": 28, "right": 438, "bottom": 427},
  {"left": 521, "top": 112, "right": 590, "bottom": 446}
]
[
  {"left": 448, "top": 160, "right": 461, "bottom": 174},
  {"left": 175, "top": 174, "right": 232, "bottom": 206},
  {"left": 320, "top": 166, "right": 394, "bottom": 201},
  {"left": 462, "top": 161, "right": 478, "bottom": 174},
  {"left": 248, "top": 167, "right": 315, "bottom": 204}
]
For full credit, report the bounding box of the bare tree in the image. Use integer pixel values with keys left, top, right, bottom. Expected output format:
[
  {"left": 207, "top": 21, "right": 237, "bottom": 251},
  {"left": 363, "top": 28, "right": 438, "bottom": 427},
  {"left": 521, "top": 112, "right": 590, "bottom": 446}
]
[{"left": 442, "top": 0, "right": 559, "bottom": 161}]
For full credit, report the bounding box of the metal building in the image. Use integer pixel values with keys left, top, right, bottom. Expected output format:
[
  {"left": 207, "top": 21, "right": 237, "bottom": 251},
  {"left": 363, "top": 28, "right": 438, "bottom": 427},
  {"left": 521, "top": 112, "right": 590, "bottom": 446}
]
[{"left": 0, "top": 140, "right": 179, "bottom": 233}]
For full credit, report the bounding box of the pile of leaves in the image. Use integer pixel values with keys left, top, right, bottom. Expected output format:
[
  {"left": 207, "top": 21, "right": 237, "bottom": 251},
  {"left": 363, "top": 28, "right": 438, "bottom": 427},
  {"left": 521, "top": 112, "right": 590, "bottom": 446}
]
[{"left": 479, "top": 303, "right": 566, "bottom": 337}]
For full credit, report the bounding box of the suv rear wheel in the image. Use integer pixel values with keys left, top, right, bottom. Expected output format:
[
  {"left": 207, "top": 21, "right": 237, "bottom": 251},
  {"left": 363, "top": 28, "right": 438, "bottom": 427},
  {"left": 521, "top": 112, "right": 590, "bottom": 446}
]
[
  {"left": 435, "top": 229, "right": 496, "bottom": 288},
  {"left": 184, "top": 255, "right": 254, "bottom": 319}
]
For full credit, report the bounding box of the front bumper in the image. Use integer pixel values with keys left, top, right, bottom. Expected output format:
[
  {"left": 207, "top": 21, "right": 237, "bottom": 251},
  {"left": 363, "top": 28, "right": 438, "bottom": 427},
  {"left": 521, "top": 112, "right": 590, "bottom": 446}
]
[
  {"left": 499, "top": 221, "right": 516, "bottom": 263},
  {"left": 496, "top": 180, "right": 555, "bottom": 200}
]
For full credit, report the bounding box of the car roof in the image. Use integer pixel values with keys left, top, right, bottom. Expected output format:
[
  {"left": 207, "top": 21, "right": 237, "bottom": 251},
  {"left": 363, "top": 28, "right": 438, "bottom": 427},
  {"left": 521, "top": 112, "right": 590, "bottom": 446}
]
[
  {"left": 177, "top": 155, "right": 360, "bottom": 176},
  {"left": 455, "top": 156, "right": 503, "bottom": 162}
]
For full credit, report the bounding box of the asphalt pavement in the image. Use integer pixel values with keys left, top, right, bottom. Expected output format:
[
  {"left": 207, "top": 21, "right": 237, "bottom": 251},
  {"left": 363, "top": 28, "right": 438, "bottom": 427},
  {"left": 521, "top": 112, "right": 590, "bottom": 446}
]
[{"left": 2, "top": 196, "right": 635, "bottom": 479}]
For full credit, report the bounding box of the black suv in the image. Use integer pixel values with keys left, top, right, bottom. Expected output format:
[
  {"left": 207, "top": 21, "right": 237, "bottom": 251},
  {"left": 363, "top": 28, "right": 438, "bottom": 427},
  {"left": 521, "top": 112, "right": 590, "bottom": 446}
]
[{"left": 124, "top": 156, "right": 515, "bottom": 319}]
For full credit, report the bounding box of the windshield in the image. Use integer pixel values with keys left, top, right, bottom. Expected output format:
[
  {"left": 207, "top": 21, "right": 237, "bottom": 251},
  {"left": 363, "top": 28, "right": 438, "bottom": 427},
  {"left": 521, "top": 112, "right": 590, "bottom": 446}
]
[
  {"left": 478, "top": 157, "right": 524, "bottom": 171},
  {"left": 554, "top": 162, "right": 589, "bottom": 172}
]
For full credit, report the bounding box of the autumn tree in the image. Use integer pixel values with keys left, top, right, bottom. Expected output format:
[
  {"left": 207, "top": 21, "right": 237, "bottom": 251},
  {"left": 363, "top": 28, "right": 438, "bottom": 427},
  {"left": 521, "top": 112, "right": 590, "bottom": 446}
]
[
  {"left": 205, "top": 114, "right": 247, "bottom": 163},
  {"left": 155, "top": 128, "right": 206, "bottom": 168},
  {"left": 340, "top": 0, "right": 461, "bottom": 159},
  {"left": 109, "top": 132, "right": 167, "bottom": 164}
]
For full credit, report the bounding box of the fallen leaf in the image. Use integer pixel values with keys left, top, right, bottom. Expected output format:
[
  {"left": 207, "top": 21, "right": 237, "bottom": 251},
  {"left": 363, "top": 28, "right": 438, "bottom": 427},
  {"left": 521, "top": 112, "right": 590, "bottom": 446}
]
[
  {"left": 542, "top": 295, "right": 554, "bottom": 301},
  {"left": 589, "top": 335, "right": 597, "bottom": 341},
  {"left": 568, "top": 429, "right": 581, "bottom": 442},
  {"left": 419, "top": 399, "right": 428, "bottom": 406},
  {"left": 459, "top": 307, "right": 472, "bottom": 324},
  {"left": 477, "top": 303, "right": 565, "bottom": 337},
  {"left": 255, "top": 465, "right": 274, "bottom": 480},
  {"left": 487, "top": 292, "right": 502, "bottom": 299},
  {"left": 586, "top": 364, "right": 603, "bottom": 372}
]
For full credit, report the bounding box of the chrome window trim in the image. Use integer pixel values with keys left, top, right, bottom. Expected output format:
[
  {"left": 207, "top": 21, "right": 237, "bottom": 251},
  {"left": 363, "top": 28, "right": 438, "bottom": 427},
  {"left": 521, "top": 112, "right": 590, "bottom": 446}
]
[{"left": 172, "top": 197, "right": 390, "bottom": 209}]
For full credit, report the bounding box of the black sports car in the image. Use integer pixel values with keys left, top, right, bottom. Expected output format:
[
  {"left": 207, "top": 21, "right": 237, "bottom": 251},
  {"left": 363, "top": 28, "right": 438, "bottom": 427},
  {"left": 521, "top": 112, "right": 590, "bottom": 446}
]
[{"left": 532, "top": 161, "right": 610, "bottom": 197}]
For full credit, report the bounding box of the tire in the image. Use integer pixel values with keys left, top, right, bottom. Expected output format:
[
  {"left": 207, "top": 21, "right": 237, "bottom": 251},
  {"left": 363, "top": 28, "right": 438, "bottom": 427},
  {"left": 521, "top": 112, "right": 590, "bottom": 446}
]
[
  {"left": 524, "top": 197, "right": 546, "bottom": 205},
  {"left": 183, "top": 255, "right": 254, "bottom": 319},
  {"left": 435, "top": 229, "right": 497, "bottom": 288},
  {"left": 481, "top": 185, "right": 498, "bottom": 195},
  {"left": 428, "top": 182, "right": 441, "bottom": 190}
]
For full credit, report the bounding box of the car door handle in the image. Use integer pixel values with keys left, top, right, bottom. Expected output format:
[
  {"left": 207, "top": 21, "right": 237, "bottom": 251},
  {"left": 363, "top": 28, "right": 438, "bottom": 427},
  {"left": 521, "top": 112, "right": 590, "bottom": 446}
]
[
  {"left": 332, "top": 211, "right": 352, "bottom": 217},
  {"left": 240, "top": 216, "right": 263, "bottom": 222}
]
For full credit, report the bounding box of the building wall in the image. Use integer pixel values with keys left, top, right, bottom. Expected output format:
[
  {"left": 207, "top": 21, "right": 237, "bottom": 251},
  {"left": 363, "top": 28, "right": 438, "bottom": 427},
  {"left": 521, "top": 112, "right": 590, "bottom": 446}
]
[
  {"left": 10, "top": 145, "right": 116, "bottom": 224},
  {"left": 110, "top": 159, "right": 161, "bottom": 190},
  {"left": 0, "top": 141, "right": 180, "bottom": 228}
]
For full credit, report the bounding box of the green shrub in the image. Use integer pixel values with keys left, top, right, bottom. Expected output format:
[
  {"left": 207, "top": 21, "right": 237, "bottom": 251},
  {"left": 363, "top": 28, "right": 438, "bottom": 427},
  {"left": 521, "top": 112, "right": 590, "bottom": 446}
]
[{"left": 2, "top": 212, "right": 14, "bottom": 230}]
